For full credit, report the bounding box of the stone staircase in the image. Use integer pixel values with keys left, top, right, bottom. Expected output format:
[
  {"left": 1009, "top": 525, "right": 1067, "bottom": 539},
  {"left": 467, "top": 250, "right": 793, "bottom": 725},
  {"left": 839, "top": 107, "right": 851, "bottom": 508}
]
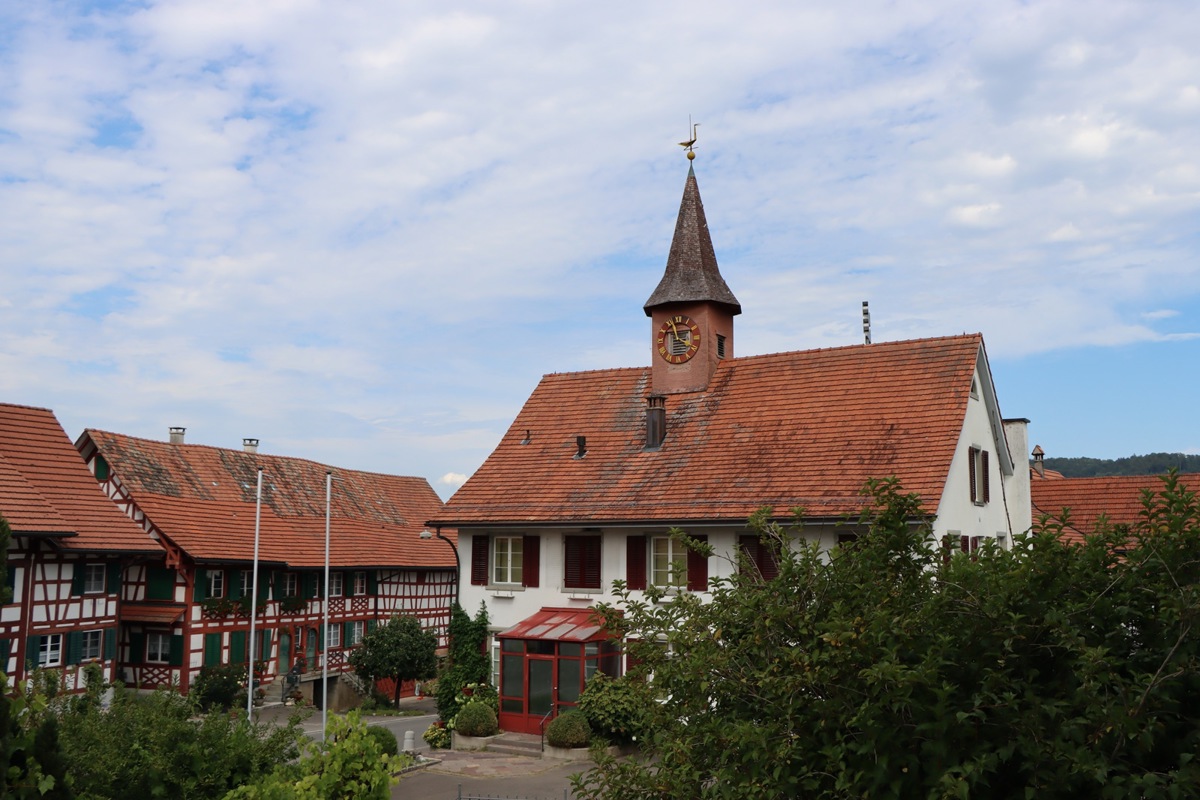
[{"left": 485, "top": 731, "right": 545, "bottom": 758}]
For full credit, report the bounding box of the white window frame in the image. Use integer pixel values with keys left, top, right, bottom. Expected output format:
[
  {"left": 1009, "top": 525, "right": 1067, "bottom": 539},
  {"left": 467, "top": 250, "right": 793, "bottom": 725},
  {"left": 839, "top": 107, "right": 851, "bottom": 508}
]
[
  {"left": 651, "top": 536, "right": 687, "bottom": 588},
  {"left": 80, "top": 630, "right": 103, "bottom": 661},
  {"left": 82, "top": 564, "right": 106, "bottom": 594},
  {"left": 330, "top": 572, "right": 344, "bottom": 597},
  {"left": 352, "top": 571, "right": 368, "bottom": 596},
  {"left": 327, "top": 624, "right": 342, "bottom": 649},
  {"left": 492, "top": 536, "right": 524, "bottom": 585},
  {"left": 240, "top": 570, "right": 253, "bottom": 597},
  {"left": 39, "top": 634, "right": 63, "bottom": 668},
  {"left": 283, "top": 573, "right": 298, "bottom": 597},
  {"left": 146, "top": 632, "right": 171, "bottom": 664},
  {"left": 208, "top": 570, "right": 225, "bottom": 599},
  {"left": 349, "top": 620, "right": 365, "bottom": 646},
  {"left": 969, "top": 446, "right": 990, "bottom": 506}
]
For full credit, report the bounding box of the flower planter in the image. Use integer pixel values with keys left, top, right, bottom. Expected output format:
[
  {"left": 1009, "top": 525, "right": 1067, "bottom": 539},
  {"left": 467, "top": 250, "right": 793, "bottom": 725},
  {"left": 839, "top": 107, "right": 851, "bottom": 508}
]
[
  {"left": 452, "top": 732, "right": 500, "bottom": 751},
  {"left": 542, "top": 744, "right": 592, "bottom": 761}
]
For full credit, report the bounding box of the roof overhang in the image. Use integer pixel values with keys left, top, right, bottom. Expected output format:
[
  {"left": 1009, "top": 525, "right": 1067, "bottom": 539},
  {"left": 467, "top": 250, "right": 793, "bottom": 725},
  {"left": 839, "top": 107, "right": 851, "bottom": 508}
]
[{"left": 121, "top": 603, "right": 186, "bottom": 624}]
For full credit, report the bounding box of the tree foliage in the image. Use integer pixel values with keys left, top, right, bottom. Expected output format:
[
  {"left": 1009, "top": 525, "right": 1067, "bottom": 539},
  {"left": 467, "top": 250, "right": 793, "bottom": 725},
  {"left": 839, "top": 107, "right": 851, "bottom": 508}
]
[
  {"left": 434, "top": 602, "right": 491, "bottom": 721},
  {"left": 1043, "top": 452, "right": 1200, "bottom": 477},
  {"left": 348, "top": 615, "right": 437, "bottom": 707},
  {"left": 575, "top": 474, "right": 1200, "bottom": 800},
  {"left": 223, "top": 711, "right": 407, "bottom": 800}
]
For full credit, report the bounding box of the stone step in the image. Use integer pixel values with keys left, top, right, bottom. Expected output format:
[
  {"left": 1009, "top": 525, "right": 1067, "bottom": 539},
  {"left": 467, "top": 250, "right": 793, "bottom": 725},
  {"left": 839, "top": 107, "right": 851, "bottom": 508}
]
[{"left": 487, "top": 735, "right": 544, "bottom": 758}]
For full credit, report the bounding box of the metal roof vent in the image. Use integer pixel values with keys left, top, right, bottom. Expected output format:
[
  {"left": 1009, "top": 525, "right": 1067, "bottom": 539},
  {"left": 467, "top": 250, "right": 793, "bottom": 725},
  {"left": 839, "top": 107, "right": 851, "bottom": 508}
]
[
  {"left": 243, "top": 438, "right": 259, "bottom": 453},
  {"left": 574, "top": 436, "right": 587, "bottom": 459},
  {"left": 169, "top": 427, "right": 186, "bottom": 444},
  {"left": 645, "top": 395, "right": 666, "bottom": 450}
]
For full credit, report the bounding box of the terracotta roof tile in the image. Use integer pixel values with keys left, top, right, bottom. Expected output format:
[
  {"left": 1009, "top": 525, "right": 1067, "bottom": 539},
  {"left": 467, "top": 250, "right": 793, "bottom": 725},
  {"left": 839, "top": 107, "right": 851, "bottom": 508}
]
[
  {"left": 1032, "top": 473, "right": 1200, "bottom": 544},
  {"left": 0, "top": 403, "right": 158, "bottom": 552},
  {"left": 82, "top": 431, "right": 453, "bottom": 569},
  {"left": 439, "top": 334, "right": 983, "bottom": 525}
]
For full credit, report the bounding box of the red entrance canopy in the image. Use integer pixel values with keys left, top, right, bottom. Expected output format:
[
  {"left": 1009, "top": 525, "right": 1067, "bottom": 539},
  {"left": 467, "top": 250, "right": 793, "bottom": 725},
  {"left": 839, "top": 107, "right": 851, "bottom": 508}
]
[
  {"left": 120, "top": 603, "right": 185, "bottom": 623},
  {"left": 497, "top": 607, "right": 614, "bottom": 643}
]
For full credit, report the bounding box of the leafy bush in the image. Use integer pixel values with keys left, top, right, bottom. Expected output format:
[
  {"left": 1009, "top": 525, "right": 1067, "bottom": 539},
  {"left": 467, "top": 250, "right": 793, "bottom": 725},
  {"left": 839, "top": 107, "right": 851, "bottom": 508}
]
[
  {"left": 364, "top": 725, "right": 398, "bottom": 757},
  {"left": 546, "top": 711, "right": 591, "bottom": 749},
  {"left": 422, "top": 721, "right": 450, "bottom": 749},
  {"left": 453, "top": 701, "right": 498, "bottom": 738},
  {"left": 192, "top": 664, "right": 245, "bottom": 711},
  {"left": 579, "top": 672, "right": 649, "bottom": 746},
  {"left": 434, "top": 603, "right": 491, "bottom": 721}
]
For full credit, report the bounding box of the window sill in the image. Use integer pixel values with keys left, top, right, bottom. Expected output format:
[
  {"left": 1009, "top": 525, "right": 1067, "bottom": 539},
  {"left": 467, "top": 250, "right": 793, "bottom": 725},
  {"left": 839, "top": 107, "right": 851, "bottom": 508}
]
[
  {"left": 487, "top": 584, "right": 524, "bottom": 597},
  {"left": 563, "top": 587, "right": 602, "bottom": 598}
]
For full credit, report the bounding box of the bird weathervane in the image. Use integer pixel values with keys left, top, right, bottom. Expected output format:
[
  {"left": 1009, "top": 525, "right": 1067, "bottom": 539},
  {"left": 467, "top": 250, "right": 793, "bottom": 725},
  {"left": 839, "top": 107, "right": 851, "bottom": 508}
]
[{"left": 679, "top": 117, "right": 699, "bottom": 160}]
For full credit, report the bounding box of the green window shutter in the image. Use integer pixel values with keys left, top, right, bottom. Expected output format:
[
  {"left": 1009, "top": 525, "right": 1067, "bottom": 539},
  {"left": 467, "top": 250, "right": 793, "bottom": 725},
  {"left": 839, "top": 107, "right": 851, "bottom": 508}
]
[
  {"left": 318, "top": 624, "right": 326, "bottom": 652},
  {"left": 94, "top": 455, "right": 109, "bottom": 481},
  {"left": 204, "top": 633, "right": 221, "bottom": 666},
  {"left": 0, "top": 638, "right": 10, "bottom": 664},
  {"left": 257, "top": 574, "right": 270, "bottom": 602},
  {"left": 193, "top": 569, "right": 208, "bottom": 602},
  {"left": 25, "top": 636, "right": 41, "bottom": 669},
  {"left": 303, "top": 573, "right": 318, "bottom": 599},
  {"left": 106, "top": 562, "right": 122, "bottom": 595},
  {"left": 343, "top": 621, "right": 353, "bottom": 644},
  {"left": 66, "top": 631, "right": 83, "bottom": 665},
  {"left": 367, "top": 619, "right": 378, "bottom": 633},
  {"left": 230, "top": 631, "right": 246, "bottom": 664},
  {"left": 366, "top": 570, "right": 378, "bottom": 595},
  {"left": 71, "top": 564, "right": 86, "bottom": 596},
  {"left": 259, "top": 629, "right": 272, "bottom": 661},
  {"left": 146, "top": 567, "right": 175, "bottom": 601},
  {"left": 229, "top": 572, "right": 244, "bottom": 601},
  {"left": 4, "top": 566, "right": 15, "bottom": 603},
  {"left": 104, "top": 628, "right": 117, "bottom": 661},
  {"left": 129, "top": 632, "right": 145, "bottom": 663},
  {"left": 168, "top": 634, "right": 184, "bottom": 667}
]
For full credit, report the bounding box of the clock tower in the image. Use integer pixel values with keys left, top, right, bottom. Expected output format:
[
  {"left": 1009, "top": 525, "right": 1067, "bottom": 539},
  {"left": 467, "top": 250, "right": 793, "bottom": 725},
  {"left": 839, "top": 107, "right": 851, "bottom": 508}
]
[{"left": 644, "top": 160, "right": 740, "bottom": 394}]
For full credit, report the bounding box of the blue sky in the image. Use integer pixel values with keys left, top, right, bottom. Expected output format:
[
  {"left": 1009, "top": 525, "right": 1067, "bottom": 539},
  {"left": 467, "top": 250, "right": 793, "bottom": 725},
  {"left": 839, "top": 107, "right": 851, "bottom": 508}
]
[{"left": 1, "top": 0, "right": 1197, "bottom": 499}]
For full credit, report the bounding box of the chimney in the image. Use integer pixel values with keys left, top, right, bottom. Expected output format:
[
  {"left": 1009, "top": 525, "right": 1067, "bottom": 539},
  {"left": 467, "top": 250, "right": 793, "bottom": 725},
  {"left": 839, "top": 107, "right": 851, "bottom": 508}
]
[
  {"left": 1031, "top": 445, "right": 1045, "bottom": 478},
  {"left": 575, "top": 436, "right": 587, "bottom": 459},
  {"left": 645, "top": 395, "right": 666, "bottom": 450},
  {"left": 169, "top": 427, "right": 186, "bottom": 444},
  {"left": 243, "top": 438, "right": 259, "bottom": 454},
  {"left": 862, "top": 300, "right": 871, "bottom": 345}
]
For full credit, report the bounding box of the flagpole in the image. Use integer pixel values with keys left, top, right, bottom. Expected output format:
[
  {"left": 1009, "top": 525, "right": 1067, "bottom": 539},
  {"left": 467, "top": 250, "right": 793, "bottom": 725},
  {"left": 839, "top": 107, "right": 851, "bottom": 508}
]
[
  {"left": 247, "top": 467, "right": 264, "bottom": 719},
  {"left": 322, "top": 470, "right": 332, "bottom": 742}
]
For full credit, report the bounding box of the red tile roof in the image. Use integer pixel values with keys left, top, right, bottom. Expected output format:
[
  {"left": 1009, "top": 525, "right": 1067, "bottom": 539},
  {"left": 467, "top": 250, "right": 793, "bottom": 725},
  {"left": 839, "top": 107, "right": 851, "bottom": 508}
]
[
  {"left": 0, "top": 403, "right": 158, "bottom": 552},
  {"left": 81, "top": 431, "right": 453, "bottom": 569},
  {"left": 438, "top": 334, "right": 984, "bottom": 525},
  {"left": 1032, "top": 473, "right": 1200, "bottom": 544}
]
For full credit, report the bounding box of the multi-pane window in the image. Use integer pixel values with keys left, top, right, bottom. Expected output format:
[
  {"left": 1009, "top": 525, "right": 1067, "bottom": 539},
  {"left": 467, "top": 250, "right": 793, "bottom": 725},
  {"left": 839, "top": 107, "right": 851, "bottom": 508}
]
[
  {"left": 39, "top": 634, "right": 63, "bottom": 668},
  {"left": 651, "top": 537, "right": 686, "bottom": 587},
  {"left": 81, "top": 630, "right": 103, "bottom": 661},
  {"left": 968, "top": 446, "right": 990, "bottom": 505},
  {"left": 493, "top": 536, "right": 524, "bottom": 585},
  {"left": 82, "top": 564, "right": 106, "bottom": 593},
  {"left": 208, "top": 570, "right": 225, "bottom": 598},
  {"left": 352, "top": 571, "right": 368, "bottom": 596},
  {"left": 327, "top": 625, "right": 342, "bottom": 649},
  {"left": 283, "top": 573, "right": 298, "bottom": 597},
  {"left": 240, "top": 570, "right": 253, "bottom": 597},
  {"left": 146, "top": 632, "right": 171, "bottom": 663},
  {"left": 330, "top": 572, "right": 344, "bottom": 597},
  {"left": 348, "top": 621, "right": 365, "bottom": 646}
]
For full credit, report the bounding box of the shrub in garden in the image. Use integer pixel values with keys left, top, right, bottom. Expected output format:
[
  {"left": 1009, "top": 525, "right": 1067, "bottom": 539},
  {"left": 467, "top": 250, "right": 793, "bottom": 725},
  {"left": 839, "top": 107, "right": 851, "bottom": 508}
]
[
  {"left": 453, "top": 701, "right": 499, "bottom": 738},
  {"left": 578, "top": 672, "right": 650, "bottom": 746},
  {"left": 365, "top": 725, "right": 399, "bottom": 757},
  {"left": 191, "top": 664, "right": 245, "bottom": 710},
  {"left": 546, "top": 710, "right": 591, "bottom": 749},
  {"left": 422, "top": 721, "right": 450, "bottom": 749}
]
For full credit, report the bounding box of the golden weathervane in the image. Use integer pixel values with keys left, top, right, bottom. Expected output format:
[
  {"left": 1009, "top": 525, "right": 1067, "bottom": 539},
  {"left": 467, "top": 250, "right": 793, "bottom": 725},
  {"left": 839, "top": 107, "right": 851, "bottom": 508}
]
[{"left": 679, "top": 117, "right": 699, "bottom": 160}]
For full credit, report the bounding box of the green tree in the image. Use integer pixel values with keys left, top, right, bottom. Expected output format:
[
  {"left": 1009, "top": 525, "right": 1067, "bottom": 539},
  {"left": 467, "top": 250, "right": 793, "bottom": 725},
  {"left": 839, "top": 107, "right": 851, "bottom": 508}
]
[
  {"left": 348, "top": 615, "right": 437, "bottom": 707},
  {"left": 574, "top": 474, "right": 1200, "bottom": 800},
  {"left": 434, "top": 602, "right": 491, "bottom": 722},
  {"left": 223, "top": 711, "right": 407, "bottom": 800}
]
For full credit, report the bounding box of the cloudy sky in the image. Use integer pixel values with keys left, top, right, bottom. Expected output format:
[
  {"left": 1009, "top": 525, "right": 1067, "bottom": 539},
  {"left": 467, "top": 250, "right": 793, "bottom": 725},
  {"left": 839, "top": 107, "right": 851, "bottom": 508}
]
[{"left": 2, "top": 0, "right": 1197, "bottom": 499}]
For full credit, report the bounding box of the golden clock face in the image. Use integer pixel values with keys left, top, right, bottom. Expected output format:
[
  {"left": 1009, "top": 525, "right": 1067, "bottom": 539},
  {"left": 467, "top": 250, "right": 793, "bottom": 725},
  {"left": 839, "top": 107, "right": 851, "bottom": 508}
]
[{"left": 656, "top": 314, "right": 701, "bottom": 364}]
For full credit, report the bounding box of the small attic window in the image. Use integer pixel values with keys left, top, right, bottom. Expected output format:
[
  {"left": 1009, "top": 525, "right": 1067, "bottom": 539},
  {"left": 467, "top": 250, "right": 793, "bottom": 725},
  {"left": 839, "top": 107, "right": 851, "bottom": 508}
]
[{"left": 970, "top": 377, "right": 979, "bottom": 399}]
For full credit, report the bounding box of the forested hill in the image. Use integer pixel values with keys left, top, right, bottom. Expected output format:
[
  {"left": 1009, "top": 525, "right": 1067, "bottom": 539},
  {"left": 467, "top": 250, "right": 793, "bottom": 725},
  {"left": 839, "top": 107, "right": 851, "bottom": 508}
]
[{"left": 1042, "top": 452, "right": 1200, "bottom": 477}]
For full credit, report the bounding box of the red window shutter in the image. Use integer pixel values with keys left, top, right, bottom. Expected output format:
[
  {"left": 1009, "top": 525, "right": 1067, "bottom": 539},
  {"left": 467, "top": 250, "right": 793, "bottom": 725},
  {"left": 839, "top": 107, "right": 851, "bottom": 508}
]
[
  {"left": 981, "top": 450, "right": 990, "bottom": 503},
  {"left": 626, "top": 535, "right": 647, "bottom": 590},
  {"left": 738, "top": 535, "right": 757, "bottom": 577},
  {"left": 564, "top": 537, "right": 582, "bottom": 588},
  {"left": 760, "top": 539, "right": 779, "bottom": 581},
  {"left": 565, "top": 536, "right": 601, "bottom": 590},
  {"left": 522, "top": 535, "right": 540, "bottom": 588},
  {"left": 960, "top": 535, "right": 970, "bottom": 553},
  {"left": 687, "top": 535, "right": 708, "bottom": 591},
  {"left": 582, "top": 538, "right": 601, "bottom": 589},
  {"left": 470, "top": 536, "right": 489, "bottom": 586}
]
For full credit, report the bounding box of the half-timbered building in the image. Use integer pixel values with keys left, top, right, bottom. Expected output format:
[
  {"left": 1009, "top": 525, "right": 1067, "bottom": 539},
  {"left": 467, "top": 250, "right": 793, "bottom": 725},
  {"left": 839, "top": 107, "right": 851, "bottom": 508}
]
[
  {"left": 1, "top": 403, "right": 162, "bottom": 692},
  {"left": 77, "top": 429, "right": 455, "bottom": 707}
]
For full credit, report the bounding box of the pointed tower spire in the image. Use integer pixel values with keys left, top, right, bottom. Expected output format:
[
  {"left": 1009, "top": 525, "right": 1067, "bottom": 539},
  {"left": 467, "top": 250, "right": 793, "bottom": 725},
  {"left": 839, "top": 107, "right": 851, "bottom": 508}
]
[{"left": 643, "top": 163, "right": 741, "bottom": 317}]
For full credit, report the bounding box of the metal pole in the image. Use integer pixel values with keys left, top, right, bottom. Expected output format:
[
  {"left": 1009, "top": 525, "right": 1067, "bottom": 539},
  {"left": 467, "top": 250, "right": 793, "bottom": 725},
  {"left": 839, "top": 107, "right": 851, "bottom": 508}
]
[
  {"left": 246, "top": 467, "right": 263, "bottom": 718},
  {"left": 322, "top": 470, "right": 332, "bottom": 742}
]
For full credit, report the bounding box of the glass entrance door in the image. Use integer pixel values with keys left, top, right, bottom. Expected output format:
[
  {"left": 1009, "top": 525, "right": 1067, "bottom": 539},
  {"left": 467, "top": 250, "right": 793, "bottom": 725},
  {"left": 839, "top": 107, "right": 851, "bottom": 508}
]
[{"left": 528, "top": 658, "right": 554, "bottom": 720}]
